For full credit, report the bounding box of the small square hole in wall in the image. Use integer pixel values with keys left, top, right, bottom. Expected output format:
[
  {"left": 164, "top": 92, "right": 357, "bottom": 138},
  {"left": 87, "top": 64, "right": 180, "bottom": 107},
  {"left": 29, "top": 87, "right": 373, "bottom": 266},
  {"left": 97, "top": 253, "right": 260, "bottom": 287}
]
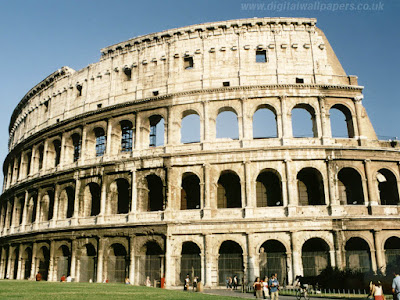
[
  {"left": 97, "top": 104, "right": 102, "bottom": 109},
  {"left": 153, "top": 91, "right": 159, "bottom": 96},
  {"left": 223, "top": 81, "right": 230, "bottom": 87},
  {"left": 184, "top": 56, "right": 194, "bottom": 69},
  {"left": 56, "top": 118, "right": 60, "bottom": 123},
  {"left": 296, "top": 78, "right": 304, "bottom": 83},
  {"left": 256, "top": 50, "right": 267, "bottom": 63},
  {"left": 124, "top": 68, "right": 132, "bottom": 80}
]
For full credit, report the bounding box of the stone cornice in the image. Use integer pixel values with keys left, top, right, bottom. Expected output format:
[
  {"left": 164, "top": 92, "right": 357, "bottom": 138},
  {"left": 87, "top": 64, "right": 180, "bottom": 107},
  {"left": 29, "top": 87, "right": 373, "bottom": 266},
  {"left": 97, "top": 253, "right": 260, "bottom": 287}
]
[{"left": 100, "top": 17, "right": 317, "bottom": 59}]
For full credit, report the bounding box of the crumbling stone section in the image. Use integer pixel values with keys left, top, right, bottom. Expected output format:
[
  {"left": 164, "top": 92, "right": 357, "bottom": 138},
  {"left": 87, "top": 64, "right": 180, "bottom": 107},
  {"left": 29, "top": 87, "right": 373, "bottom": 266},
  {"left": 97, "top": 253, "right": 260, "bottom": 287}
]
[{"left": 0, "top": 18, "right": 399, "bottom": 287}]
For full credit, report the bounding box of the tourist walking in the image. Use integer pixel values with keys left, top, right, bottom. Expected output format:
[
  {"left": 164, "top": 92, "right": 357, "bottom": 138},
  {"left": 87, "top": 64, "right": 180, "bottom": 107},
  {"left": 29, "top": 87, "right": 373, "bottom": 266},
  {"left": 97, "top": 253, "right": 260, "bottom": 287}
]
[
  {"left": 233, "top": 275, "right": 238, "bottom": 290},
  {"left": 393, "top": 272, "right": 400, "bottom": 300},
  {"left": 184, "top": 274, "right": 190, "bottom": 291},
  {"left": 269, "top": 274, "right": 279, "bottom": 300},
  {"left": 262, "top": 276, "right": 269, "bottom": 299}
]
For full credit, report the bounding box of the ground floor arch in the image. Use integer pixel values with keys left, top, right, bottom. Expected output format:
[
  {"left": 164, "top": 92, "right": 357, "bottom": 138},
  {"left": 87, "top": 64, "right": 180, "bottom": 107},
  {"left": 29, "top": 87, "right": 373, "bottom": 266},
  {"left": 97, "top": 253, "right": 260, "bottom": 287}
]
[
  {"left": 345, "top": 237, "right": 371, "bottom": 273},
  {"left": 259, "top": 240, "right": 287, "bottom": 284},
  {"left": 56, "top": 245, "right": 71, "bottom": 281},
  {"left": 218, "top": 240, "right": 244, "bottom": 285},
  {"left": 302, "top": 238, "right": 330, "bottom": 277},
  {"left": 78, "top": 243, "right": 97, "bottom": 282},
  {"left": 106, "top": 243, "right": 128, "bottom": 283},
  {"left": 180, "top": 242, "right": 201, "bottom": 285}
]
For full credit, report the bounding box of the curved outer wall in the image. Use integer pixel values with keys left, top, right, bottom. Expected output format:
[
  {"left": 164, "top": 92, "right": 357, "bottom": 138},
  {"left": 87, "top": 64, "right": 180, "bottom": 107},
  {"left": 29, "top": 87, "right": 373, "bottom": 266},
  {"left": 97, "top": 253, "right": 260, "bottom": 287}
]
[{"left": 0, "top": 17, "right": 400, "bottom": 286}]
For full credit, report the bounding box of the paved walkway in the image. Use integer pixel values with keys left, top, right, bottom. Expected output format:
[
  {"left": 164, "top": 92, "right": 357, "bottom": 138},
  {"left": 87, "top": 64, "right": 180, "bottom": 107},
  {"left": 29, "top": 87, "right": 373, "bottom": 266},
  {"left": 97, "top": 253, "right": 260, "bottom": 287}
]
[{"left": 202, "top": 289, "right": 350, "bottom": 300}]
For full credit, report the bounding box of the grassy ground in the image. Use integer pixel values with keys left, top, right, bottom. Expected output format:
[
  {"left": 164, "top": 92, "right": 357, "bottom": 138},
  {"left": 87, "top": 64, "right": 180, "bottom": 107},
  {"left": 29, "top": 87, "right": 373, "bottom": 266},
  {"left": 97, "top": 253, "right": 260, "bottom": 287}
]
[{"left": 0, "top": 280, "right": 238, "bottom": 300}]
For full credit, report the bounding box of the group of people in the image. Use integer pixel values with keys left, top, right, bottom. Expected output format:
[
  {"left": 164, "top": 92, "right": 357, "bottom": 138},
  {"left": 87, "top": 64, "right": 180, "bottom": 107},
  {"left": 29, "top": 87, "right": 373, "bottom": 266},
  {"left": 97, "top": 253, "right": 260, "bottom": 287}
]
[
  {"left": 183, "top": 274, "right": 200, "bottom": 291},
  {"left": 225, "top": 275, "right": 239, "bottom": 290},
  {"left": 253, "top": 274, "right": 280, "bottom": 299},
  {"left": 370, "top": 271, "right": 400, "bottom": 300}
]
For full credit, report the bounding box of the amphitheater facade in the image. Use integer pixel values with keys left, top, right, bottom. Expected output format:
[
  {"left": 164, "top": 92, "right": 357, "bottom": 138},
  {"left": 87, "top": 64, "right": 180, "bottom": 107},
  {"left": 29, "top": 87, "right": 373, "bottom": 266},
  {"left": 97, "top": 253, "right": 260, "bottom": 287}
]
[{"left": 0, "top": 17, "right": 400, "bottom": 287}]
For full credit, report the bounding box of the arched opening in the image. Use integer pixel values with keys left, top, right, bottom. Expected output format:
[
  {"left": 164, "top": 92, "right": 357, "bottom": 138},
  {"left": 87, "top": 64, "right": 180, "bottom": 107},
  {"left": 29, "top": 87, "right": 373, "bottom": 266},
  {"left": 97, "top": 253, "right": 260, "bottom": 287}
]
[
  {"left": 81, "top": 183, "right": 101, "bottom": 217},
  {"left": 181, "top": 112, "right": 200, "bottom": 144},
  {"left": 218, "top": 241, "right": 244, "bottom": 285},
  {"left": 11, "top": 247, "right": 19, "bottom": 279},
  {"left": 181, "top": 173, "right": 200, "bottom": 210},
  {"left": 144, "top": 241, "right": 164, "bottom": 284},
  {"left": 38, "top": 246, "right": 50, "bottom": 280},
  {"left": 108, "top": 178, "right": 131, "bottom": 215},
  {"left": 216, "top": 109, "right": 239, "bottom": 140},
  {"left": 2, "top": 247, "right": 9, "bottom": 279},
  {"left": 345, "top": 237, "right": 371, "bottom": 272},
  {"left": 302, "top": 238, "right": 330, "bottom": 277},
  {"left": 259, "top": 240, "right": 287, "bottom": 285},
  {"left": 56, "top": 245, "right": 71, "bottom": 281},
  {"left": 256, "top": 170, "right": 283, "bottom": 207},
  {"left": 26, "top": 194, "right": 37, "bottom": 224},
  {"left": 107, "top": 244, "right": 128, "bottom": 283},
  {"left": 329, "top": 104, "right": 355, "bottom": 138},
  {"left": 217, "top": 171, "right": 242, "bottom": 208},
  {"left": 146, "top": 175, "right": 164, "bottom": 211},
  {"left": 291, "top": 104, "right": 317, "bottom": 138},
  {"left": 53, "top": 139, "right": 62, "bottom": 167},
  {"left": 253, "top": 106, "right": 277, "bottom": 138},
  {"left": 94, "top": 127, "right": 106, "bottom": 157},
  {"left": 23, "top": 247, "right": 32, "bottom": 279},
  {"left": 120, "top": 120, "right": 133, "bottom": 152},
  {"left": 38, "top": 145, "right": 44, "bottom": 170},
  {"left": 40, "top": 190, "right": 54, "bottom": 222},
  {"left": 384, "top": 237, "right": 400, "bottom": 273},
  {"left": 58, "top": 187, "right": 75, "bottom": 219},
  {"left": 180, "top": 242, "right": 201, "bottom": 284},
  {"left": 71, "top": 133, "right": 81, "bottom": 162},
  {"left": 337, "top": 168, "right": 364, "bottom": 205},
  {"left": 149, "top": 115, "right": 164, "bottom": 147},
  {"left": 25, "top": 151, "right": 32, "bottom": 176},
  {"left": 297, "top": 168, "right": 325, "bottom": 205},
  {"left": 79, "top": 244, "right": 97, "bottom": 282},
  {"left": 14, "top": 196, "right": 25, "bottom": 226},
  {"left": 377, "top": 169, "right": 400, "bottom": 205}
]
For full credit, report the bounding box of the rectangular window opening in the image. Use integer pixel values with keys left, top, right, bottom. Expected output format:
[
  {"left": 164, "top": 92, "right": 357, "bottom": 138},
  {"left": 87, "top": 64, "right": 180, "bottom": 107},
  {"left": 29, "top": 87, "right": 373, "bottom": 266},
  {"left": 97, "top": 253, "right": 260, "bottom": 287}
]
[
  {"left": 223, "top": 81, "right": 230, "bottom": 87},
  {"left": 184, "top": 57, "right": 194, "bottom": 69},
  {"left": 256, "top": 50, "right": 267, "bottom": 63},
  {"left": 153, "top": 91, "right": 159, "bottom": 96},
  {"left": 296, "top": 78, "right": 304, "bottom": 83}
]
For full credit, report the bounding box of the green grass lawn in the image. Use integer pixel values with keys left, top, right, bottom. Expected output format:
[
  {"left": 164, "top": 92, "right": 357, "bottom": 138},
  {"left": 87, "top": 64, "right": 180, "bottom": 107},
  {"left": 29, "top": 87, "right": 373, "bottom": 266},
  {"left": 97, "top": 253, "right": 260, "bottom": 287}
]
[{"left": 0, "top": 280, "right": 239, "bottom": 300}]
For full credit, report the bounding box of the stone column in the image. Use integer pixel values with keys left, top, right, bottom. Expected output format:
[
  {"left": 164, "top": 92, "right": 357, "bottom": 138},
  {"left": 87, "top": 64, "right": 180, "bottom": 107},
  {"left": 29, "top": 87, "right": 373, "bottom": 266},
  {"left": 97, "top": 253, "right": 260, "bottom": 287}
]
[
  {"left": 364, "top": 160, "right": 378, "bottom": 206},
  {"left": 202, "top": 163, "right": 211, "bottom": 218},
  {"left": 72, "top": 175, "right": 80, "bottom": 223},
  {"left": 105, "top": 119, "right": 112, "bottom": 156},
  {"left": 164, "top": 235, "right": 173, "bottom": 287},
  {"left": 204, "top": 234, "right": 213, "bottom": 287},
  {"left": 0, "top": 246, "right": 5, "bottom": 279},
  {"left": 167, "top": 106, "right": 174, "bottom": 145},
  {"left": 353, "top": 95, "right": 364, "bottom": 139},
  {"left": 129, "top": 168, "right": 137, "bottom": 221},
  {"left": 98, "top": 175, "right": 107, "bottom": 223},
  {"left": 244, "top": 161, "right": 254, "bottom": 216},
  {"left": 291, "top": 231, "right": 302, "bottom": 278},
  {"left": 60, "top": 133, "right": 66, "bottom": 167},
  {"left": 333, "top": 230, "right": 344, "bottom": 270},
  {"left": 21, "top": 191, "right": 29, "bottom": 230},
  {"left": 42, "top": 139, "right": 49, "bottom": 171},
  {"left": 238, "top": 98, "right": 245, "bottom": 141},
  {"left": 51, "top": 184, "right": 60, "bottom": 227},
  {"left": 80, "top": 126, "right": 87, "bottom": 164},
  {"left": 6, "top": 246, "right": 13, "bottom": 279},
  {"left": 17, "top": 244, "right": 24, "bottom": 280},
  {"left": 203, "top": 101, "right": 210, "bottom": 143},
  {"left": 70, "top": 239, "right": 77, "bottom": 280},
  {"left": 325, "top": 158, "right": 337, "bottom": 206},
  {"left": 286, "top": 251, "right": 293, "bottom": 285},
  {"left": 285, "top": 159, "right": 297, "bottom": 215},
  {"left": 134, "top": 113, "right": 141, "bottom": 150},
  {"left": 129, "top": 235, "right": 136, "bottom": 284},
  {"left": 318, "top": 96, "right": 331, "bottom": 143},
  {"left": 373, "top": 230, "right": 385, "bottom": 273},
  {"left": 48, "top": 240, "right": 56, "bottom": 281},
  {"left": 30, "top": 243, "right": 37, "bottom": 280},
  {"left": 247, "top": 233, "right": 258, "bottom": 282},
  {"left": 96, "top": 237, "right": 104, "bottom": 283},
  {"left": 280, "top": 95, "right": 291, "bottom": 144}
]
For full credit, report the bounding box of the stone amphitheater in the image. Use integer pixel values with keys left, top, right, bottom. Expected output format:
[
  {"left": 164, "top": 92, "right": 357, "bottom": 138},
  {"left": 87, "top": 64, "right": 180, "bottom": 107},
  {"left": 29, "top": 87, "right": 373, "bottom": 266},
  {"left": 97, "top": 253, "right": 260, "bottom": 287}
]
[{"left": 0, "top": 17, "right": 399, "bottom": 288}]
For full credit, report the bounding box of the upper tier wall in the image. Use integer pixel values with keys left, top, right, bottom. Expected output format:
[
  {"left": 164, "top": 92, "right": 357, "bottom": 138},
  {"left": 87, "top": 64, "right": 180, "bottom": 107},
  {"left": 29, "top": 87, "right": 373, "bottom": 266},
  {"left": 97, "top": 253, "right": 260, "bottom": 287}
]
[{"left": 8, "top": 17, "right": 355, "bottom": 150}]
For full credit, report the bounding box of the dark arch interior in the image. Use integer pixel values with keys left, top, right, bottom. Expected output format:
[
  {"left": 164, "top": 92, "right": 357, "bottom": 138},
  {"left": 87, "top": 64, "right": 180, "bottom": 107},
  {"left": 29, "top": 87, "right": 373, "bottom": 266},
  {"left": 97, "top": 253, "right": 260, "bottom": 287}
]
[
  {"left": 256, "top": 170, "right": 282, "bottom": 207},
  {"left": 112, "top": 244, "right": 127, "bottom": 256},
  {"left": 116, "top": 178, "right": 130, "bottom": 214},
  {"left": 59, "top": 245, "right": 70, "bottom": 257},
  {"left": 385, "top": 237, "right": 400, "bottom": 249},
  {"left": 297, "top": 168, "right": 325, "bottom": 205},
  {"left": 260, "top": 240, "right": 286, "bottom": 253},
  {"left": 219, "top": 241, "right": 243, "bottom": 254},
  {"left": 89, "top": 183, "right": 101, "bottom": 216},
  {"left": 182, "top": 242, "right": 201, "bottom": 255},
  {"left": 217, "top": 172, "right": 242, "bottom": 208},
  {"left": 85, "top": 244, "right": 97, "bottom": 256},
  {"left": 146, "top": 175, "right": 164, "bottom": 211},
  {"left": 181, "top": 173, "right": 200, "bottom": 210},
  {"left": 65, "top": 187, "right": 75, "bottom": 218},
  {"left": 302, "top": 238, "right": 329, "bottom": 252},
  {"left": 345, "top": 237, "right": 370, "bottom": 251},
  {"left": 377, "top": 169, "right": 400, "bottom": 205},
  {"left": 146, "top": 241, "right": 163, "bottom": 255},
  {"left": 338, "top": 168, "right": 364, "bottom": 205}
]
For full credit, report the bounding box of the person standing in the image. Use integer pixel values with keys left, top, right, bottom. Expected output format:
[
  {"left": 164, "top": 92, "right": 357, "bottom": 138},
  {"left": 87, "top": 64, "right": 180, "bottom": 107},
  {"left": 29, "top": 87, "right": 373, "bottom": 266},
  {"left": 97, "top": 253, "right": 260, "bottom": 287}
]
[
  {"left": 371, "top": 281, "right": 385, "bottom": 300},
  {"left": 262, "top": 276, "right": 269, "bottom": 299},
  {"left": 254, "top": 277, "right": 263, "bottom": 299},
  {"left": 184, "top": 274, "right": 190, "bottom": 291},
  {"left": 269, "top": 274, "right": 279, "bottom": 300},
  {"left": 233, "top": 275, "right": 238, "bottom": 290},
  {"left": 393, "top": 272, "right": 400, "bottom": 300}
]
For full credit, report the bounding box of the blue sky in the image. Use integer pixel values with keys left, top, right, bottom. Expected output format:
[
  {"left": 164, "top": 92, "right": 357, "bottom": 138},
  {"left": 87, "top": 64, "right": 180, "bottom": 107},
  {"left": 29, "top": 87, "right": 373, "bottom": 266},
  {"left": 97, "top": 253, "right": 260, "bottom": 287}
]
[{"left": 0, "top": 0, "right": 399, "bottom": 187}]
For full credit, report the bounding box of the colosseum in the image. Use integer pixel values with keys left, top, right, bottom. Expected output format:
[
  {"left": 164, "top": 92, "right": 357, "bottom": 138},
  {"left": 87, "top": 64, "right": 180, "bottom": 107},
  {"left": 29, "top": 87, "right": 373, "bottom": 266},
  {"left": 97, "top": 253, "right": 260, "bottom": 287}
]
[{"left": 0, "top": 17, "right": 399, "bottom": 288}]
